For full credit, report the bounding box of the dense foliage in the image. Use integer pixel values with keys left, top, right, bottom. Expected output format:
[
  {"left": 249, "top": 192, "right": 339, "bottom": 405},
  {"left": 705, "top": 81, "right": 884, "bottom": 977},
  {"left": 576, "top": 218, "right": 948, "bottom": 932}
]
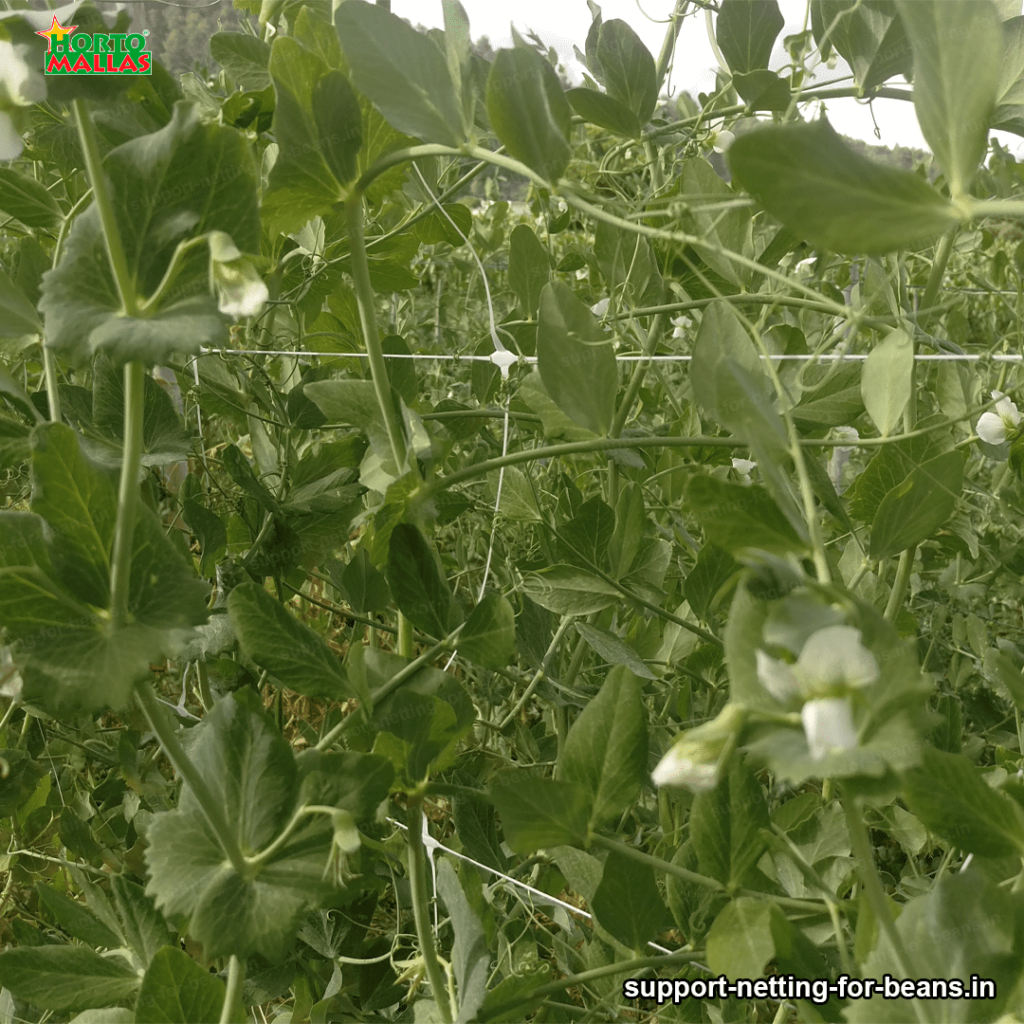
[{"left": 4, "top": 0, "right": 1024, "bottom": 1021}]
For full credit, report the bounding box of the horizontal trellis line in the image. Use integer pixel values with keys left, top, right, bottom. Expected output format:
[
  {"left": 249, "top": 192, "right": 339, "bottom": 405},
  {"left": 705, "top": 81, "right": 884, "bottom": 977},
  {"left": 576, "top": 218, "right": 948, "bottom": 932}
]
[{"left": 198, "top": 347, "right": 1024, "bottom": 364}]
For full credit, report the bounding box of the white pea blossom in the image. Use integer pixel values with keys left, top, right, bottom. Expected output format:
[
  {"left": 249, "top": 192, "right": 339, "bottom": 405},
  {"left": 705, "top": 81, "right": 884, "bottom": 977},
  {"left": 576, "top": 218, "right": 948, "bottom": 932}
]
[
  {"left": 827, "top": 426, "right": 859, "bottom": 493},
  {"left": 757, "top": 625, "right": 878, "bottom": 760},
  {"left": 651, "top": 704, "right": 745, "bottom": 792},
  {"left": 671, "top": 315, "right": 692, "bottom": 339},
  {"left": 801, "top": 698, "right": 859, "bottom": 759},
  {"left": 0, "top": 40, "right": 46, "bottom": 161},
  {"left": 712, "top": 129, "right": 734, "bottom": 154},
  {"left": 731, "top": 457, "right": 755, "bottom": 478},
  {"left": 209, "top": 231, "right": 268, "bottom": 319},
  {"left": 794, "top": 256, "right": 817, "bottom": 274},
  {"left": 590, "top": 297, "right": 610, "bottom": 317},
  {"left": 977, "top": 391, "right": 1021, "bottom": 446}
]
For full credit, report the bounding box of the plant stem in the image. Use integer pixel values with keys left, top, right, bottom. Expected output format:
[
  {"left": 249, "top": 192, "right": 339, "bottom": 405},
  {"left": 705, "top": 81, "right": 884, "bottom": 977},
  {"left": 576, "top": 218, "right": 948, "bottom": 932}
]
[
  {"left": 842, "top": 793, "right": 929, "bottom": 1024},
  {"left": 610, "top": 312, "right": 667, "bottom": 439},
  {"left": 72, "top": 99, "right": 137, "bottom": 317},
  {"left": 884, "top": 549, "right": 914, "bottom": 622},
  {"left": 108, "top": 361, "right": 145, "bottom": 629},
  {"left": 589, "top": 833, "right": 725, "bottom": 893},
  {"left": 398, "top": 611, "right": 414, "bottom": 658},
  {"left": 407, "top": 795, "right": 454, "bottom": 1023},
  {"left": 42, "top": 349, "right": 62, "bottom": 422},
  {"left": 345, "top": 195, "right": 408, "bottom": 473},
  {"left": 919, "top": 230, "right": 956, "bottom": 325},
  {"left": 136, "top": 684, "right": 248, "bottom": 876},
  {"left": 219, "top": 955, "right": 244, "bottom": 1024}
]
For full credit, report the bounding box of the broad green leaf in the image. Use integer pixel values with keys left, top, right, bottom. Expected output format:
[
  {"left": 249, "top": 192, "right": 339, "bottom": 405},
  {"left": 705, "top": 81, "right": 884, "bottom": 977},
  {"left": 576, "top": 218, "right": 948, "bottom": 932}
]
[
  {"left": 0, "top": 167, "right": 62, "bottom": 229},
  {"left": 728, "top": 118, "right": 959, "bottom": 253},
  {"left": 716, "top": 0, "right": 785, "bottom": 74},
  {"left": 210, "top": 31, "right": 271, "bottom": 90},
  {"left": 145, "top": 690, "right": 336, "bottom": 962},
  {"left": 676, "top": 159, "right": 752, "bottom": 285},
  {"left": 594, "top": 220, "right": 663, "bottom": 306},
  {"left": 181, "top": 499, "right": 226, "bottom": 578},
  {"left": 903, "top": 747, "right": 1024, "bottom": 858},
  {"left": 862, "top": 327, "right": 913, "bottom": 437},
  {"left": 228, "top": 582, "right": 352, "bottom": 699},
  {"left": 690, "top": 757, "right": 770, "bottom": 891},
  {"left": 869, "top": 450, "right": 964, "bottom": 559},
  {"left": 135, "top": 945, "right": 224, "bottom": 1024},
  {"left": 489, "top": 775, "right": 589, "bottom": 853},
  {"left": 297, "top": 750, "right": 394, "bottom": 821},
  {"left": 436, "top": 859, "right": 489, "bottom": 1024},
  {"left": 537, "top": 281, "right": 616, "bottom": 436},
  {"left": 34, "top": 885, "right": 121, "bottom": 950},
  {"left": 507, "top": 225, "right": 550, "bottom": 316},
  {"left": 458, "top": 594, "right": 515, "bottom": 669},
  {"left": 0, "top": 945, "right": 139, "bottom": 1012},
  {"left": 0, "top": 266, "right": 42, "bottom": 337},
  {"left": 575, "top": 623, "right": 656, "bottom": 679},
  {"left": 520, "top": 565, "right": 620, "bottom": 615},
  {"left": 567, "top": 86, "right": 642, "bottom": 137},
  {"left": 556, "top": 496, "right": 615, "bottom": 573},
  {"left": 686, "top": 476, "right": 807, "bottom": 558},
  {"left": 731, "top": 68, "right": 791, "bottom": 110},
  {"left": 110, "top": 876, "right": 175, "bottom": 969},
  {"left": 595, "top": 20, "right": 658, "bottom": 124},
  {"left": 303, "top": 380, "right": 395, "bottom": 469},
  {"left": 335, "top": 547, "right": 391, "bottom": 613},
  {"left": 263, "top": 39, "right": 362, "bottom": 236},
  {"left": 705, "top": 899, "right": 775, "bottom": 978},
  {"left": 984, "top": 648, "right": 1024, "bottom": 709},
  {"left": 334, "top": 0, "right": 465, "bottom": 147},
  {"left": 386, "top": 523, "right": 451, "bottom": 638},
  {"left": 40, "top": 104, "right": 260, "bottom": 366},
  {"left": 486, "top": 47, "right": 572, "bottom": 182},
  {"left": 896, "top": 0, "right": 1002, "bottom": 198},
  {"left": 561, "top": 666, "right": 648, "bottom": 830},
  {"left": 68, "top": 1010, "right": 135, "bottom": 1023},
  {"left": 591, "top": 849, "right": 666, "bottom": 953},
  {"left": 847, "top": 872, "right": 1024, "bottom": 1022},
  {"left": 993, "top": 16, "right": 1024, "bottom": 136},
  {"left": 812, "top": 0, "right": 913, "bottom": 92},
  {"left": 685, "top": 544, "right": 740, "bottom": 623},
  {"left": 221, "top": 443, "right": 280, "bottom": 514}
]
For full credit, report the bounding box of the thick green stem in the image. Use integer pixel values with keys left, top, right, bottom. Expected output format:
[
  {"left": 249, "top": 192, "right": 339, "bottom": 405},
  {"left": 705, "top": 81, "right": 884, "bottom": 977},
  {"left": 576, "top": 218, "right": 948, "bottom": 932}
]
[
  {"left": 407, "top": 796, "right": 454, "bottom": 1023},
  {"left": 842, "top": 794, "right": 929, "bottom": 1024},
  {"left": 884, "top": 549, "right": 914, "bottom": 622},
  {"left": 136, "top": 684, "right": 248, "bottom": 876},
  {"left": 73, "top": 99, "right": 137, "bottom": 317},
  {"left": 611, "top": 312, "right": 667, "bottom": 438},
  {"left": 398, "top": 611, "right": 414, "bottom": 658},
  {"left": 42, "top": 348, "right": 62, "bottom": 423},
  {"left": 654, "top": 0, "right": 688, "bottom": 92},
  {"left": 919, "top": 230, "right": 956, "bottom": 325},
  {"left": 219, "top": 955, "right": 244, "bottom": 1024},
  {"left": 345, "top": 196, "right": 408, "bottom": 473},
  {"left": 108, "top": 361, "right": 145, "bottom": 629},
  {"left": 589, "top": 833, "right": 725, "bottom": 893}
]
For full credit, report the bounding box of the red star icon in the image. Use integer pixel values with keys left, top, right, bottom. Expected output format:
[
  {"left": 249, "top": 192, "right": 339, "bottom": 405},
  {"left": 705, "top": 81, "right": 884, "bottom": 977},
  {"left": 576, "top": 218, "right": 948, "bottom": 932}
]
[{"left": 35, "top": 15, "right": 77, "bottom": 50}]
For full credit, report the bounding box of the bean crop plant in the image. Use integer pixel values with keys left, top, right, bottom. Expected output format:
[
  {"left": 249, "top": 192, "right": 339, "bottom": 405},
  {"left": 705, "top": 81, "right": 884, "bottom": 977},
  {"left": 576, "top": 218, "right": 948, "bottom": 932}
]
[{"left": 8, "top": 0, "right": 1024, "bottom": 1021}]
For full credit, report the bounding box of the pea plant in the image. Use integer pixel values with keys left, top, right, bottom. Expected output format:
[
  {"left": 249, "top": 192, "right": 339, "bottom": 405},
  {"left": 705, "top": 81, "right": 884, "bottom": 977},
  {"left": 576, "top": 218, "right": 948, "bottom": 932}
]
[{"left": 4, "top": 0, "right": 1024, "bottom": 1020}]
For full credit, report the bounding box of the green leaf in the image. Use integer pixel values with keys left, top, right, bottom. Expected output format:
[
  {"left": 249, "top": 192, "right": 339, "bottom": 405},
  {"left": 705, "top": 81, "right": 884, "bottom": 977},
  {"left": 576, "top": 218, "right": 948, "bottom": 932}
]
[
  {"left": 567, "top": 87, "right": 642, "bottom": 138},
  {"left": 594, "top": 220, "right": 663, "bottom": 305},
  {"left": 812, "top": 0, "right": 913, "bottom": 92},
  {"left": 595, "top": 20, "right": 658, "bottom": 123},
  {"left": 0, "top": 166, "right": 62, "bottom": 229},
  {"left": 0, "top": 945, "right": 140, "bottom": 1012},
  {"left": 687, "top": 476, "right": 807, "bottom": 558},
  {"left": 591, "top": 849, "right": 666, "bottom": 953},
  {"left": 537, "top": 281, "right": 616, "bottom": 436},
  {"left": 993, "top": 16, "right": 1024, "bottom": 136},
  {"left": 716, "top": 0, "right": 785, "bottom": 74},
  {"left": 561, "top": 666, "right": 648, "bottom": 831},
  {"left": 903, "top": 747, "right": 1024, "bottom": 858},
  {"left": 386, "top": 523, "right": 451, "bottom": 638},
  {"left": 263, "top": 38, "right": 362, "bottom": 236},
  {"left": 896, "top": 0, "right": 1002, "bottom": 197},
  {"left": 135, "top": 945, "right": 224, "bottom": 1024},
  {"left": 869, "top": 450, "right": 965, "bottom": 559},
  {"left": 40, "top": 104, "right": 260, "bottom": 367},
  {"left": 520, "top": 565, "right": 620, "bottom": 615},
  {"left": 984, "top": 648, "right": 1024, "bottom": 709},
  {"left": 228, "top": 582, "right": 352, "bottom": 700},
  {"left": 508, "top": 225, "right": 550, "bottom": 316},
  {"left": 705, "top": 899, "right": 775, "bottom": 978},
  {"left": 181, "top": 499, "right": 226, "bottom": 578},
  {"left": 458, "top": 594, "right": 515, "bottom": 669},
  {"left": 728, "top": 117, "right": 959, "bottom": 253},
  {"left": 436, "top": 859, "right": 490, "bottom": 1024},
  {"left": 34, "top": 885, "right": 122, "bottom": 950},
  {"left": 297, "top": 750, "right": 394, "bottom": 821},
  {"left": 486, "top": 47, "right": 572, "bottom": 182},
  {"left": 685, "top": 544, "right": 740, "bottom": 623},
  {"left": 145, "top": 690, "right": 336, "bottom": 962},
  {"left": 334, "top": 0, "right": 465, "bottom": 147},
  {"left": 335, "top": 547, "right": 391, "bottom": 614},
  {"left": 0, "top": 265, "right": 42, "bottom": 337},
  {"left": 210, "top": 31, "right": 272, "bottom": 90},
  {"left": 574, "top": 623, "right": 656, "bottom": 679},
  {"left": 677, "top": 159, "right": 753, "bottom": 285},
  {"left": 110, "top": 876, "right": 175, "bottom": 969},
  {"left": 489, "top": 775, "right": 589, "bottom": 853},
  {"left": 690, "top": 757, "right": 770, "bottom": 891},
  {"left": 862, "top": 327, "right": 914, "bottom": 437}
]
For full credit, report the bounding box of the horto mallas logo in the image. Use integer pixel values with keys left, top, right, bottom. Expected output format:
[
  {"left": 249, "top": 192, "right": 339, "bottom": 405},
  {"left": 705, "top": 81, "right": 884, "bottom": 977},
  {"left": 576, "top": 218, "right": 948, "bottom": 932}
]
[{"left": 36, "top": 15, "right": 152, "bottom": 75}]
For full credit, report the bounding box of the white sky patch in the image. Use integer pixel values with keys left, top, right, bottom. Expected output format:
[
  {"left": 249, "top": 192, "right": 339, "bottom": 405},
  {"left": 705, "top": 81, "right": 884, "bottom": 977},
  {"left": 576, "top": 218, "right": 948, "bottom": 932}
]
[{"left": 398, "top": 0, "right": 1024, "bottom": 156}]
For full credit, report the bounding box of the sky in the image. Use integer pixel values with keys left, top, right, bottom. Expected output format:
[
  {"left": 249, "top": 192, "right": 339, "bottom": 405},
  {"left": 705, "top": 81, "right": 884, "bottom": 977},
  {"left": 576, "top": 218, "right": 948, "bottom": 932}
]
[{"left": 401, "top": 0, "right": 1024, "bottom": 157}]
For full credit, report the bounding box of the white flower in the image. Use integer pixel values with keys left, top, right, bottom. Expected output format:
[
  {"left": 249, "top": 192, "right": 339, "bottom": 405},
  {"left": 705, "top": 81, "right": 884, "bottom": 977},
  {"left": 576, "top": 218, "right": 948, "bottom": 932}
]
[
  {"left": 731, "top": 457, "right": 755, "bottom": 478},
  {"left": 652, "top": 704, "right": 745, "bottom": 793},
  {"left": 712, "top": 129, "right": 734, "bottom": 154},
  {"left": 794, "top": 256, "right": 816, "bottom": 274},
  {"left": 209, "top": 231, "right": 268, "bottom": 319},
  {"left": 671, "top": 315, "right": 692, "bottom": 339},
  {"left": 0, "top": 41, "right": 46, "bottom": 108},
  {"left": 755, "top": 649, "right": 801, "bottom": 703},
  {"left": 590, "top": 297, "right": 610, "bottom": 317},
  {"left": 827, "top": 426, "right": 859, "bottom": 493},
  {"left": 801, "top": 697, "right": 859, "bottom": 760},
  {"left": 977, "top": 391, "right": 1021, "bottom": 446},
  {"left": 651, "top": 746, "right": 721, "bottom": 791},
  {"left": 0, "top": 111, "right": 23, "bottom": 162}
]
